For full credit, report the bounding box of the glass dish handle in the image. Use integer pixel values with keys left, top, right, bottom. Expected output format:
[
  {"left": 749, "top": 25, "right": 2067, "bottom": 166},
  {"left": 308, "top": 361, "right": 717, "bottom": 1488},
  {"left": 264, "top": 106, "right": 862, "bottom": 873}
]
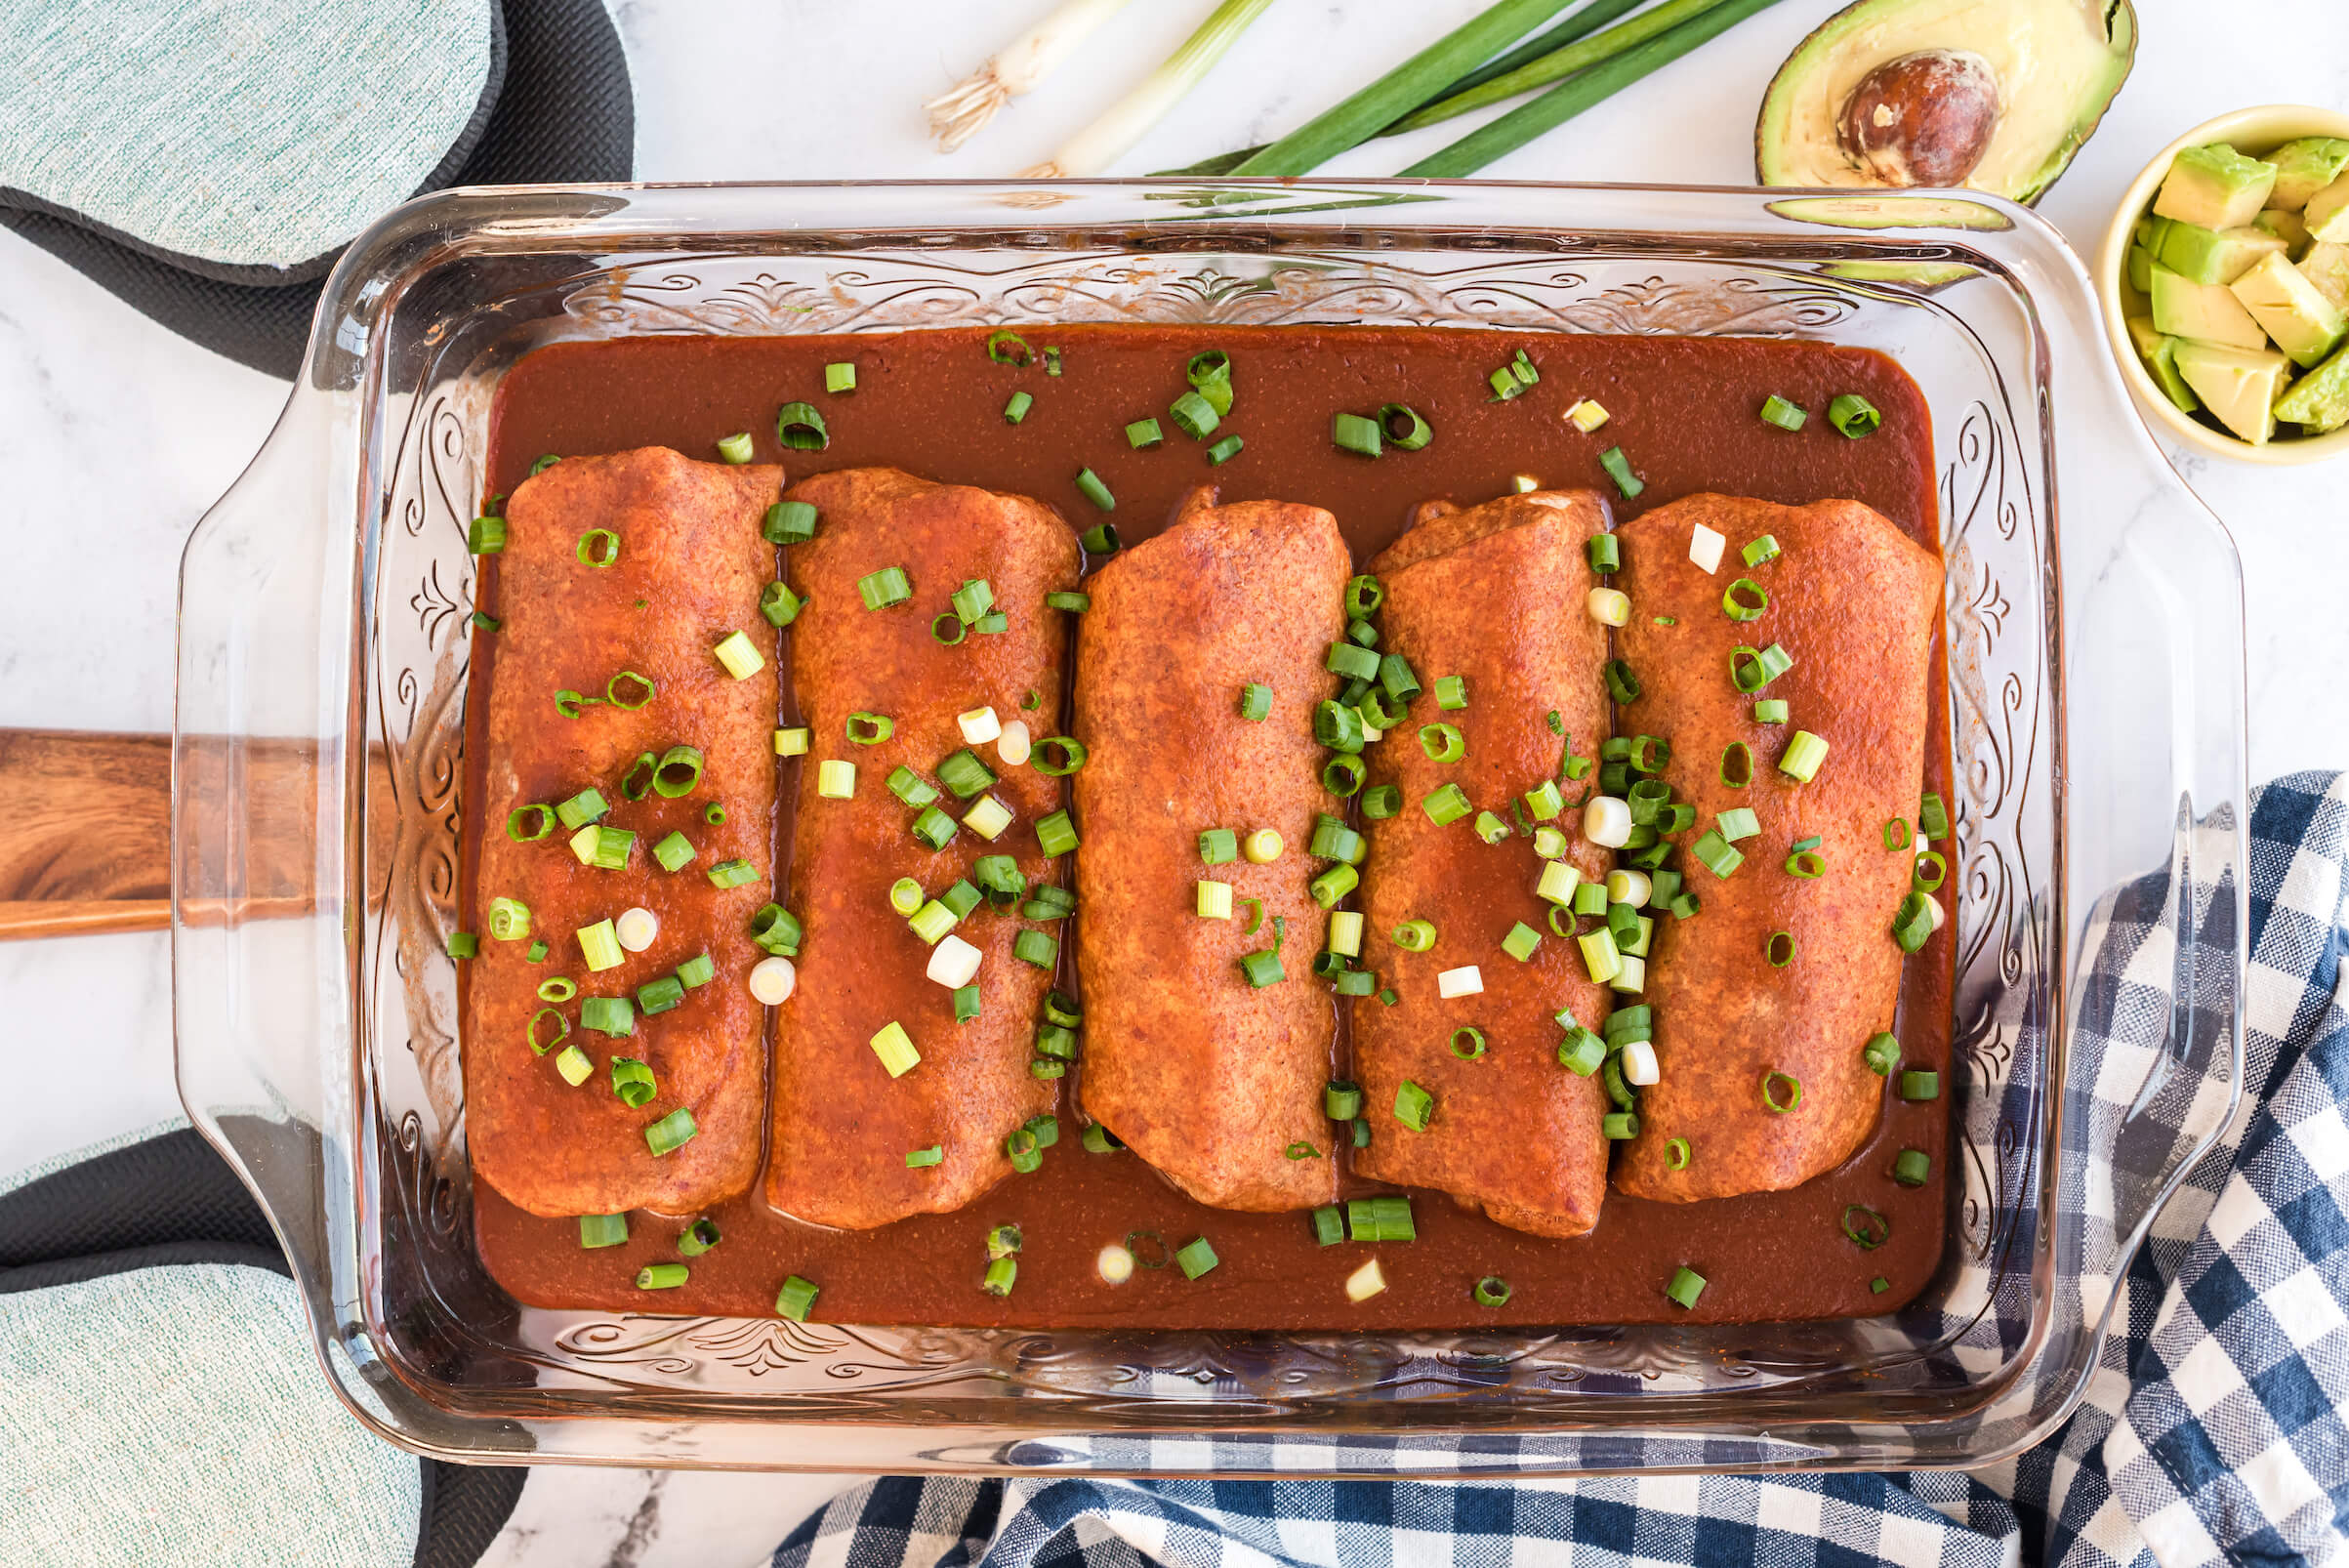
[
  {"left": 173, "top": 391, "right": 355, "bottom": 1329},
  {"left": 2060, "top": 429, "right": 2250, "bottom": 1298}
]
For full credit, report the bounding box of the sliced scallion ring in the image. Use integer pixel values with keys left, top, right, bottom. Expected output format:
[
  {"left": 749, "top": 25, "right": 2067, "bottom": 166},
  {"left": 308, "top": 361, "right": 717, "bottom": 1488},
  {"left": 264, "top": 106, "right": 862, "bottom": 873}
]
[
  {"left": 1032, "top": 736, "right": 1088, "bottom": 775},
  {"left": 1760, "top": 1070, "right": 1803, "bottom": 1114},
  {"left": 506, "top": 804, "right": 556, "bottom": 842},
  {"left": 653, "top": 745, "right": 704, "bottom": 798},
  {"left": 1842, "top": 1204, "right": 1890, "bottom": 1249},
  {"left": 576, "top": 529, "right": 620, "bottom": 567},
  {"left": 1448, "top": 1026, "right": 1487, "bottom": 1060},
  {"left": 1472, "top": 1276, "right": 1511, "bottom": 1307},
  {"left": 1378, "top": 404, "right": 1432, "bottom": 449},
  {"left": 1418, "top": 722, "right": 1464, "bottom": 763},
  {"left": 774, "top": 401, "right": 829, "bottom": 451},
  {"left": 986, "top": 328, "right": 1032, "bottom": 366}
]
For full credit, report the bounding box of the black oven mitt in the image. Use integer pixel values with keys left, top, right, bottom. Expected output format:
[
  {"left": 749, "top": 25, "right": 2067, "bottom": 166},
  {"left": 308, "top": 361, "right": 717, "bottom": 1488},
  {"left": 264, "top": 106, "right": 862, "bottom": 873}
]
[
  {"left": 0, "top": 1123, "right": 523, "bottom": 1566},
  {"left": 0, "top": 0, "right": 630, "bottom": 380}
]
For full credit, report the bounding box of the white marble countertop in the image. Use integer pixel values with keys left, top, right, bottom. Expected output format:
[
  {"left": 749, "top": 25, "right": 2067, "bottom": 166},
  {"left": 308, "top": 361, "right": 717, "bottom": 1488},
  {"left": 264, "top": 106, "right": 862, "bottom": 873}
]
[{"left": 2, "top": 0, "right": 2342, "bottom": 1560}]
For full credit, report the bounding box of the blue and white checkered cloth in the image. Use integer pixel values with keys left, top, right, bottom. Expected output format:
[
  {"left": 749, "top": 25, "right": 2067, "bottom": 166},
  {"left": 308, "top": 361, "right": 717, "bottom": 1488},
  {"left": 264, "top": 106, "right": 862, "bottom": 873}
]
[{"left": 776, "top": 773, "right": 2349, "bottom": 1568}]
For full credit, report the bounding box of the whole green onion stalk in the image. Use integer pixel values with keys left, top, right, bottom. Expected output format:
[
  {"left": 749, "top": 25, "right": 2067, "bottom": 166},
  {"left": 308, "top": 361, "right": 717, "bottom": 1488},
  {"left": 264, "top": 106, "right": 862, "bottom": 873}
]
[
  {"left": 927, "top": 0, "right": 1139, "bottom": 152},
  {"left": 1023, "top": 0, "right": 1280, "bottom": 179}
]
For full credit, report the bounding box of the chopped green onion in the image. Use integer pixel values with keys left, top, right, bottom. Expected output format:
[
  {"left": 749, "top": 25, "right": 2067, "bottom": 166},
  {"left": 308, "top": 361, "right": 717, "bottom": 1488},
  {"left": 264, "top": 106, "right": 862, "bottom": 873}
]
[
  {"left": 1331, "top": 411, "right": 1382, "bottom": 458},
  {"left": 578, "top": 1214, "right": 627, "bottom": 1249},
  {"left": 677, "top": 952, "right": 715, "bottom": 989},
  {"left": 1392, "top": 919, "right": 1437, "bottom": 952},
  {"left": 982, "top": 1257, "right": 1018, "bottom": 1295},
  {"left": 644, "top": 1108, "right": 698, "bottom": 1156},
  {"left": 536, "top": 976, "right": 578, "bottom": 1005},
  {"left": 910, "top": 805, "right": 958, "bottom": 851},
  {"left": 1760, "top": 1069, "right": 1802, "bottom": 1114},
  {"left": 713, "top": 630, "right": 767, "bottom": 681},
  {"left": 869, "top": 1020, "right": 921, "bottom": 1079},
  {"left": 936, "top": 749, "right": 995, "bottom": 800},
  {"left": 1667, "top": 1136, "right": 1691, "bottom": 1170},
  {"left": 904, "top": 1145, "right": 943, "bottom": 1170},
  {"left": 577, "top": 919, "right": 623, "bottom": 971},
  {"left": 575, "top": 528, "right": 620, "bottom": 567},
  {"left": 1074, "top": 468, "right": 1115, "bottom": 512},
  {"left": 1378, "top": 404, "right": 1432, "bottom": 449},
  {"left": 855, "top": 567, "right": 913, "bottom": 611},
  {"left": 1779, "top": 730, "right": 1829, "bottom": 782},
  {"left": 610, "top": 1056, "right": 658, "bottom": 1108},
  {"left": 1666, "top": 1265, "right": 1706, "bottom": 1308},
  {"left": 1602, "top": 1111, "right": 1638, "bottom": 1138},
  {"left": 1604, "top": 660, "right": 1641, "bottom": 703},
  {"left": 1432, "top": 675, "right": 1467, "bottom": 711},
  {"left": 1753, "top": 698, "right": 1790, "bottom": 724},
  {"left": 1732, "top": 642, "right": 1794, "bottom": 693},
  {"left": 1557, "top": 1029, "right": 1605, "bottom": 1076},
  {"left": 1828, "top": 393, "right": 1881, "bottom": 438},
  {"left": 1418, "top": 722, "right": 1465, "bottom": 763},
  {"left": 1324, "top": 1080, "right": 1364, "bottom": 1120},
  {"left": 759, "top": 582, "right": 805, "bottom": 629},
  {"left": 1175, "top": 1237, "right": 1219, "bottom": 1279},
  {"left": 1012, "top": 929, "right": 1058, "bottom": 970},
  {"left": 750, "top": 903, "right": 802, "bottom": 957},
  {"left": 636, "top": 974, "right": 685, "bottom": 1015},
  {"left": 1919, "top": 793, "right": 1951, "bottom": 842},
  {"left": 1865, "top": 1032, "right": 1901, "bottom": 1076},
  {"left": 1126, "top": 417, "right": 1165, "bottom": 448},
  {"left": 468, "top": 516, "right": 508, "bottom": 555},
  {"left": 775, "top": 1274, "right": 818, "bottom": 1321},
  {"left": 1744, "top": 533, "right": 1783, "bottom": 567},
  {"left": 1310, "top": 698, "right": 1363, "bottom": 754},
  {"left": 1393, "top": 1079, "right": 1434, "bottom": 1131},
  {"left": 645, "top": 745, "right": 701, "bottom": 798},
  {"left": 1899, "top": 1070, "right": 1939, "bottom": 1101},
  {"left": 1502, "top": 922, "right": 1542, "bottom": 962},
  {"left": 887, "top": 766, "right": 939, "bottom": 808},
  {"left": 1379, "top": 652, "right": 1422, "bottom": 703},
  {"left": 764, "top": 500, "right": 818, "bottom": 544},
  {"left": 1713, "top": 807, "right": 1757, "bottom": 843},
  {"left": 1914, "top": 850, "right": 1947, "bottom": 892},
  {"left": 582, "top": 997, "right": 635, "bottom": 1039},
  {"left": 1893, "top": 1149, "right": 1931, "bottom": 1187},
  {"left": 1842, "top": 1205, "right": 1890, "bottom": 1250},
  {"left": 715, "top": 432, "right": 756, "bottom": 465},
  {"left": 1786, "top": 849, "right": 1826, "bottom": 879},
  {"left": 1186, "top": 350, "right": 1232, "bottom": 412},
  {"left": 1036, "top": 809, "right": 1079, "bottom": 858},
  {"left": 1032, "top": 736, "right": 1088, "bottom": 775},
  {"left": 1758, "top": 395, "right": 1805, "bottom": 431},
  {"left": 1322, "top": 754, "right": 1366, "bottom": 797},
  {"left": 1198, "top": 828, "right": 1239, "bottom": 866},
  {"left": 774, "top": 400, "right": 829, "bottom": 450},
  {"left": 1003, "top": 391, "right": 1034, "bottom": 424},
  {"left": 567, "top": 823, "right": 634, "bottom": 870},
  {"left": 774, "top": 726, "right": 810, "bottom": 757},
  {"left": 1361, "top": 784, "right": 1401, "bottom": 820},
  {"left": 1239, "top": 949, "right": 1284, "bottom": 988},
  {"left": 820, "top": 360, "right": 856, "bottom": 394},
  {"left": 1168, "top": 391, "right": 1220, "bottom": 440},
  {"left": 705, "top": 857, "right": 761, "bottom": 888},
  {"left": 556, "top": 788, "right": 610, "bottom": 830},
  {"left": 1207, "top": 435, "right": 1245, "bottom": 465},
  {"left": 1422, "top": 783, "right": 1471, "bottom": 826},
  {"left": 1326, "top": 640, "right": 1381, "bottom": 681},
  {"left": 526, "top": 1007, "right": 567, "bottom": 1053},
  {"left": 1587, "top": 533, "right": 1621, "bottom": 574},
  {"left": 953, "top": 983, "right": 982, "bottom": 1023},
  {"left": 887, "top": 878, "right": 925, "bottom": 918},
  {"left": 1893, "top": 891, "right": 1935, "bottom": 953},
  {"left": 1721, "top": 577, "right": 1768, "bottom": 622},
  {"left": 1597, "top": 445, "right": 1644, "bottom": 500},
  {"left": 1447, "top": 1025, "right": 1488, "bottom": 1060},
  {"left": 1083, "top": 1122, "right": 1122, "bottom": 1154},
  {"left": 1767, "top": 930, "right": 1797, "bottom": 967},
  {"left": 1692, "top": 829, "right": 1744, "bottom": 879}
]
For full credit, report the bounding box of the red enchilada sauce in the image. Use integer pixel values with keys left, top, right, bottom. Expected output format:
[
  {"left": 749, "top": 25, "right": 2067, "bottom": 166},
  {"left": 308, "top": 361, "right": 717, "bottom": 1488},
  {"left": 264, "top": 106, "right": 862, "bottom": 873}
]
[{"left": 467, "top": 325, "right": 1953, "bottom": 1330}]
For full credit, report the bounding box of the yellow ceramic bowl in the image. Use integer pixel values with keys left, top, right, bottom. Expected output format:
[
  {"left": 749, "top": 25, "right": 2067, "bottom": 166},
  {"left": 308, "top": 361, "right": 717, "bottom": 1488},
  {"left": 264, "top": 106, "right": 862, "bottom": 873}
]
[{"left": 2098, "top": 103, "right": 2349, "bottom": 466}]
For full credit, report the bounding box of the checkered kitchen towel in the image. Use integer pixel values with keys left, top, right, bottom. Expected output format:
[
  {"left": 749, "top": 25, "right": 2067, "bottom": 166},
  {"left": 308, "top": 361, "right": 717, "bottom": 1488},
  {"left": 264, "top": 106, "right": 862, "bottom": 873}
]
[{"left": 777, "top": 773, "right": 2349, "bottom": 1568}]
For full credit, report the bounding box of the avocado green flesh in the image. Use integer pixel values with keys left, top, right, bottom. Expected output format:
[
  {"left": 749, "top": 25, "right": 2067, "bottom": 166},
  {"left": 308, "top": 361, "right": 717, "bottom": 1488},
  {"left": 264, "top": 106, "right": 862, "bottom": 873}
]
[
  {"left": 2275, "top": 342, "right": 2349, "bottom": 432},
  {"left": 1754, "top": 0, "right": 2136, "bottom": 206},
  {"left": 2172, "top": 342, "right": 2289, "bottom": 445},
  {"left": 2125, "top": 314, "right": 2201, "bottom": 413}
]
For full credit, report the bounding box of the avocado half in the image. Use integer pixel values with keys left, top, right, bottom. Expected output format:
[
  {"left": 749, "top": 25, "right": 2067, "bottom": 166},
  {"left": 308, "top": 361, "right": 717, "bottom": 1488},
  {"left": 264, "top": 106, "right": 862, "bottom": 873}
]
[{"left": 1755, "top": 0, "right": 2137, "bottom": 207}]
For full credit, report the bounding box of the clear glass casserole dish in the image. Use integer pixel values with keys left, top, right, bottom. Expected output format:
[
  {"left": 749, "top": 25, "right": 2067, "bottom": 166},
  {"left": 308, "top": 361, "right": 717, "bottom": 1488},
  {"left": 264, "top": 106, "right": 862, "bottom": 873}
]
[{"left": 173, "top": 180, "right": 2247, "bottom": 1475}]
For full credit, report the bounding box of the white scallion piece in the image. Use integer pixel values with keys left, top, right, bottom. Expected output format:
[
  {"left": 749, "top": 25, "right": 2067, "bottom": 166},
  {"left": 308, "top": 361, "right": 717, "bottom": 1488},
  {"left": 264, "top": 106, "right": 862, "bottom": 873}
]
[
  {"left": 1196, "top": 879, "right": 1233, "bottom": 920},
  {"left": 1022, "top": 0, "right": 1277, "bottom": 178},
  {"left": 1587, "top": 587, "right": 1630, "bottom": 626},
  {"left": 1511, "top": 474, "right": 1541, "bottom": 493},
  {"left": 1362, "top": 723, "right": 1382, "bottom": 742},
  {"left": 1437, "top": 965, "right": 1484, "bottom": 1000},
  {"left": 748, "top": 955, "right": 797, "bottom": 1005},
  {"left": 1345, "top": 1258, "right": 1388, "bottom": 1302},
  {"left": 1328, "top": 910, "right": 1364, "bottom": 957},
  {"left": 1605, "top": 869, "right": 1652, "bottom": 907},
  {"left": 1689, "top": 522, "right": 1726, "bottom": 575},
  {"left": 958, "top": 705, "right": 1003, "bottom": 745},
  {"left": 1584, "top": 795, "right": 1632, "bottom": 848},
  {"left": 1926, "top": 893, "right": 1947, "bottom": 932},
  {"left": 614, "top": 906, "right": 660, "bottom": 953},
  {"left": 1537, "top": 860, "right": 1583, "bottom": 906},
  {"left": 924, "top": 0, "right": 1137, "bottom": 152},
  {"left": 997, "top": 719, "right": 1033, "bottom": 766},
  {"left": 1622, "top": 1039, "right": 1660, "bottom": 1087},
  {"left": 927, "top": 933, "right": 983, "bottom": 989},
  {"left": 1566, "top": 398, "right": 1610, "bottom": 433},
  {"left": 1096, "top": 1243, "right": 1135, "bottom": 1284}
]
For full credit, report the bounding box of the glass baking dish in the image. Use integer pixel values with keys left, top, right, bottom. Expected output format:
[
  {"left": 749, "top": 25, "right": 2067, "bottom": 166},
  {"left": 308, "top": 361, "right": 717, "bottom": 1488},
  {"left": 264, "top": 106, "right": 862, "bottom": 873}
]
[{"left": 173, "top": 181, "right": 2246, "bottom": 1475}]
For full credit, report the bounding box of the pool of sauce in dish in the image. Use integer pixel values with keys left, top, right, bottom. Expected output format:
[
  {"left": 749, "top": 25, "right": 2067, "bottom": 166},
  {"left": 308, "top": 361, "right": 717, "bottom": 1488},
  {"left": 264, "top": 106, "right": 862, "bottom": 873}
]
[{"left": 467, "top": 324, "right": 1953, "bottom": 1329}]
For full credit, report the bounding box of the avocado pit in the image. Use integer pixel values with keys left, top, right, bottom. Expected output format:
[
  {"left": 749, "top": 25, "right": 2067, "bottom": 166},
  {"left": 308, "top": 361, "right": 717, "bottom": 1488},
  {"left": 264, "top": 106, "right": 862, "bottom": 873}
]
[{"left": 1836, "top": 49, "right": 2000, "bottom": 187}]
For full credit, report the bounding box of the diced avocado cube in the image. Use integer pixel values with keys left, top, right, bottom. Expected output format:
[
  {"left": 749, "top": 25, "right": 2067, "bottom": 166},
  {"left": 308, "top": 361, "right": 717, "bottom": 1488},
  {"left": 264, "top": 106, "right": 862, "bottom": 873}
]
[
  {"left": 2155, "top": 220, "right": 2287, "bottom": 285},
  {"left": 2229, "top": 251, "right": 2347, "bottom": 367},
  {"left": 2306, "top": 172, "right": 2349, "bottom": 244},
  {"left": 2300, "top": 242, "right": 2349, "bottom": 313},
  {"left": 2125, "top": 314, "right": 2202, "bottom": 413},
  {"left": 2275, "top": 341, "right": 2349, "bottom": 433},
  {"left": 2267, "top": 137, "right": 2349, "bottom": 212},
  {"left": 2127, "top": 245, "right": 2154, "bottom": 295},
  {"left": 2155, "top": 144, "right": 2279, "bottom": 231},
  {"left": 2150, "top": 266, "right": 2270, "bottom": 351},
  {"left": 2133, "top": 215, "right": 2158, "bottom": 250},
  {"left": 2173, "top": 341, "right": 2291, "bottom": 444},
  {"left": 2256, "top": 208, "right": 2312, "bottom": 260}
]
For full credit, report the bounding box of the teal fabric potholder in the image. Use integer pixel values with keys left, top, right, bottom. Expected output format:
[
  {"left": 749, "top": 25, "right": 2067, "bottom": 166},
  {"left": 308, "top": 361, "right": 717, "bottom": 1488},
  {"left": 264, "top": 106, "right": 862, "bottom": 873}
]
[
  {"left": 0, "top": 0, "right": 632, "bottom": 377},
  {"left": 0, "top": 1122, "right": 524, "bottom": 1568}
]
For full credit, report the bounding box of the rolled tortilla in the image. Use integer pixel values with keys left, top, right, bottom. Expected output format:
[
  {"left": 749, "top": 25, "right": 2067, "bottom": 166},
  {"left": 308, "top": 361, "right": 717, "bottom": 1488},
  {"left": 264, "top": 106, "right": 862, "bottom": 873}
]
[
  {"left": 1612, "top": 494, "right": 1942, "bottom": 1202},
  {"left": 1352, "top": 491, "right": 1618, "bottom": 1238},
  {"left": 1074, "top": 488, "right": 1347, "bottom": 1212},
  {"left": 765, "top": 468, "right": 1080, "bottom": 1229},
  {"left": 468, "top": 446, "right": 780, "bottom": 1217}
]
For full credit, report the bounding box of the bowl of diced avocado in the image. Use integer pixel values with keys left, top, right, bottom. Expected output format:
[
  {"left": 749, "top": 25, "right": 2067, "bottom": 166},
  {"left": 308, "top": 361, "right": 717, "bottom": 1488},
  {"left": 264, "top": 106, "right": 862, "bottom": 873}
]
[{"left": 2099, "top": 105, "right": 2349, "bottom": 463}]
